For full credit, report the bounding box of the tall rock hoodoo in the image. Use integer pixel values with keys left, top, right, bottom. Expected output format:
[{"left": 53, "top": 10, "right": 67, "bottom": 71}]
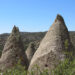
[
  {"left": 26, "top": 41, "right": 40, "bottom": 64},
  {"left": 28, "top": 14, "right": 74, "bottom": 71},
  {"left": 0, "top": 26, "right": 28, "bottom": 71}
]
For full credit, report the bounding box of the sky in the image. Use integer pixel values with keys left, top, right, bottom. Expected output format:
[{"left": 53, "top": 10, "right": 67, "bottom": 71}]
[{"left": 0, "top": 0, "right": 75, "bottom": 34}]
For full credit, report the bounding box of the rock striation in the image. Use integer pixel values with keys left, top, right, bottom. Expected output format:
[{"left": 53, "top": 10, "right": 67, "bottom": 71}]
[
  {"left": 28, "top": 14, "right": 74, "bottom": 71},
  {"left": 0, "top": 26, "right": 28, "bottom": 71}
]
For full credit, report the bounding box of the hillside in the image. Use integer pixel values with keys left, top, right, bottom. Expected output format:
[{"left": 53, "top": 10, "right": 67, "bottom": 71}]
[
  {"left": 0, "top": 32, "right": 46, "bottom": 55},
  {"left": 0, "top": 31, "right": 75, "bottom": 56},
  {"left": 69, "top": 31, "right": 75, "bottom": 48}
]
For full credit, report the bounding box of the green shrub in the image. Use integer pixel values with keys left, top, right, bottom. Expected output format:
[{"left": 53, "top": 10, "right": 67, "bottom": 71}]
[
  {"left": 52, "top": 59, "right": 75, "bottom": 75},
  {"left": 1, "top": 58, "right": 75, "bottom": 75}
]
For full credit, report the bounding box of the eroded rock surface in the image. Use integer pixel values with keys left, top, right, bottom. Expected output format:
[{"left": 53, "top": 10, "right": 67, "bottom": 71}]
[
  {"left": 26, "top": 41, "right": 40, "bottom": 64},
  {"left": 28, "top": 14, "right": 74, "bottom": 72},
  {"left": 0, "top": 26, "right": 28, "bottom": 71}
]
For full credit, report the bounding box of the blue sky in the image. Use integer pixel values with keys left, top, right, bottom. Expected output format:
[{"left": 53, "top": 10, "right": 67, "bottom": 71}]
[{"left": 0, "top": 0, "right": 75, "bottom": 34}]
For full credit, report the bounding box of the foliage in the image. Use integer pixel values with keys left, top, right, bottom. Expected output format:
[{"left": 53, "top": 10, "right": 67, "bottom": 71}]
[
  {"left": 2, "top": 60, "right": 27, "bottom": 75},
  {"left": 52, "top": 59, "right": 75, "bottom": 75},
  {"left": 0, "top": 58, "right": 75, "bottom": 75},
  {"left": 64, "top": 39, "right": 69, "bottom": 50}
]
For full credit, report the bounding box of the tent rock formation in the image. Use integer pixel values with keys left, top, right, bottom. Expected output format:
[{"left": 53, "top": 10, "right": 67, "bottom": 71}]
[
  {"left": 0, "top": 26, "right": 28, "bottom": 71},
  {"left": 28, "top": 14, "right": 74, "bottom": 72}
]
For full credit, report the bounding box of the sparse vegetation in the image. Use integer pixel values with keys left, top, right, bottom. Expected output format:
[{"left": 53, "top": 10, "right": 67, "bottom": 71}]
[
  {"left": 1, "top": 58, "right": 75, "bottom": 75},
  {"left": 1, "top": 36, "right": 75, "bottom": 75},
  {"left": 0, "top": 30, "right": 75, "bottom": 75}
]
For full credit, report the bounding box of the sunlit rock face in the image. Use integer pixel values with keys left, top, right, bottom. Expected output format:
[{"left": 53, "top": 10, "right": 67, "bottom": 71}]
[
  {"left": 0, "top": 26, "right": 28, "bottom": 71},
  {"left": 28, "top": 14, "right": 74, "bottom": 72}
]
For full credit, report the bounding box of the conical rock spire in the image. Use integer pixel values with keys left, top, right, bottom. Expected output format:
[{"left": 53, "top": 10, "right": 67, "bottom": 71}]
[
  {"left": 28, "top": 15, "right": 74, "bottom": 72},
  {"left": 55, "top": 14, "right": 65, "bottom": 23},
  {"left": 0, "top": 26, "right": 28, "bottom": 71}
]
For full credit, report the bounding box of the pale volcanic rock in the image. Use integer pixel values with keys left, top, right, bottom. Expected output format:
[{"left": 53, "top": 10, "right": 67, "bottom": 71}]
[
  {"left": 0, "top": 26, "right": 28, "bottom": 71},
  {"left": 28, "top": 14, "right": 74, "bottom": 71},
  {"left": 26, "top": 41, "right": 40, "bottom": 64}
]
